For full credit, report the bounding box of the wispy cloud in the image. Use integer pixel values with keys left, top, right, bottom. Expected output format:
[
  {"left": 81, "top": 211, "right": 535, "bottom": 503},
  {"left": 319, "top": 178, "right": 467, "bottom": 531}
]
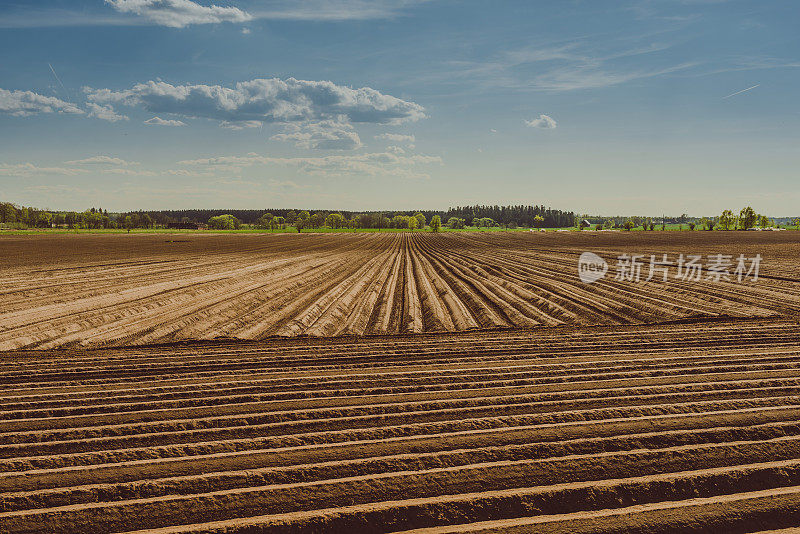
[
  {"left": 105, "top": 0, "right": 253, "bottom": 28},
  {"left": 0, "top": 1, "right": 429, "bottom": 28},
  {"left": 144, "top": 116, "right": 186, "bottom": 127},
  {"left": 375, "top": 133, "right": 416, "bottom": 143},
  {"left": 271, "top": 119, "right": 363, "bottom": 150},
  {"left": 249, "top": 0, "right": 431, "bottom": 21},
  {"left": 65, "top": 156, "right": 140, "bottom": 166},
  {"left": 532, "top": 61, "right": 699, "bottom": 91},
  {"left": 0, "top": 163, "right": 91, "bottom": 177},
  {"left": 439, "top": 32, "right": 700, "bottom": 92},
  {"left": 722, "top": 84, "right": 760, "bottom": 99},
  {"left": 178, "top": 151, "right": 442, "bottom": 180}
]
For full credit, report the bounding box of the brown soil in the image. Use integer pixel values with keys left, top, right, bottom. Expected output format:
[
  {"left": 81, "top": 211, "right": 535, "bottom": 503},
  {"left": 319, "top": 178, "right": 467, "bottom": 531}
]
[
  {"left": 2, "top": 231, "right": 800, "bottom": 532},
  {"left": 0, "top": 231, "right": 797, "bottom": 349},
  {"left": 0, "top": 318, "right": 796, "bottom": 531}
]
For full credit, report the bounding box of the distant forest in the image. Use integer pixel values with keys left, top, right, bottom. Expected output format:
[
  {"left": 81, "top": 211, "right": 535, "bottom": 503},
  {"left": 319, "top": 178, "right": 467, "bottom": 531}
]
[
  {"left": 152, "top": 205, "right": 576, "bottom": 228},
  {"left": 0, "top": 202, "right": 577, "bottom": 230}
]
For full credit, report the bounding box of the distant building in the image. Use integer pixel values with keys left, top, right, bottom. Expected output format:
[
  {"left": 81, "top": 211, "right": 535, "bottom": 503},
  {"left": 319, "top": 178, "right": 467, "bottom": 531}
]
[{"left": 580, "top": 219, "right": 592, "bottom": 228}]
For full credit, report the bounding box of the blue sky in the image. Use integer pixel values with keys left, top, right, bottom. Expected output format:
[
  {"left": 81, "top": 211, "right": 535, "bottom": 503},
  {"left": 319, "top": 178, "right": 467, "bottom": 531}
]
[{"left": 0, "top": 0, "right": 798, "bottom": 215}]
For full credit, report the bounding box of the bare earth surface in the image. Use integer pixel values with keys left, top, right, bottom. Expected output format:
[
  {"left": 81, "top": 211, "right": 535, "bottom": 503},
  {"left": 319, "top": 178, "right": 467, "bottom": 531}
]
[
  {"left": 1, "top": 231, "right": 800, "bottom": 532},
  {"left": 0, "top": 319, "right": 800, "bottom": 532},
  {"left": 0, "top": 231, "right": 798, "bottom": 349}
]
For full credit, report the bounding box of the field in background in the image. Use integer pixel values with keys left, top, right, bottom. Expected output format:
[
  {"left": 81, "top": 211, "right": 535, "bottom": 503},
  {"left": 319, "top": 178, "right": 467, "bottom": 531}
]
[
  {"left": 0, "top": 231, "right": 799, "bottom": 349},
  {"left": 2, "top": 226, "right": 798, "bottom": 235},
  {"left": 2, "top": 319, "right": 800, "bottom": 532},
  {"left": 2, "top": 231, "right": 800, "bottom": 533}
]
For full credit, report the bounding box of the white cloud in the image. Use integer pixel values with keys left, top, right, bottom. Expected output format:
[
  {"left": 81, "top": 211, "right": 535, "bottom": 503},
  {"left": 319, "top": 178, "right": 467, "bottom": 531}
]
[
  {"left": 105, "top": 0, "right": 253, "bottom": 28},
  {"left": 0, "top": 0, "right": 427, "bottom": 28},
  {"left": 525, "top": 114, "right": 557, "bottom": 129},
  {"left": 375, "top": 132, "right": 415, "bottom": 143},
  {"left": 0, "top": 88, "right": 83, "bottom": 116},
  {"left": 0, "top": 163, "right": 90, "bottom": 177},
  {"left": 65, "top": 156, "right": 139, "bottom": 166},
  {"left": 86, "top": 102, "right": 129, "bottom": 122},
  {"left": 84, "top": 78, "right": 425, "bottom": 126},
  {"left": 219, "top": 120, "right": 262, "bottom": 130},
  {"left": 144, "top": 116, "right": 186, "bottom": 126},
  {"left": 164, "top": 168, "right": 216, "bottom": 177},
  {"left": 386, "top": 145, "right": 405, "bottom": 154},
  {"left": 271, "top": 119, "right": 362, "bottom": 150},
  {"left": 178, "top": 151, "right": 442, "bottom": 180},
  {"left": 105, "top": 168, "right": 160, "bottom": 176},
  {"left": 251, "top": 1, "right": 430, "bottom": 21},
  {"left": 268, "top": 179, "right": 305, "bottom": 189}
]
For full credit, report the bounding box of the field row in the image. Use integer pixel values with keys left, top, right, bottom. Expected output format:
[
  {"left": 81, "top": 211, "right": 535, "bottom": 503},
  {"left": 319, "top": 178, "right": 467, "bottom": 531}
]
[
  {"left": 0, "top": 231, "right": 799, "bottom": 349},
  {"left": 1, "top": 317, "right": 800, "bottom": 532}
]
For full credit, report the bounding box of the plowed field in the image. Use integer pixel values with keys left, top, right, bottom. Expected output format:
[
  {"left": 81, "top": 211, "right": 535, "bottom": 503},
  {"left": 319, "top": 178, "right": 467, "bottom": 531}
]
[
  {"left": 2, "top": 318, "right": 800, "bottom": 532},
  {"left": 2, "top": 231, "right": 800, "bottom": 532},
  {"left": 0, "top": 231, "right": 798, "bottom": 349}
]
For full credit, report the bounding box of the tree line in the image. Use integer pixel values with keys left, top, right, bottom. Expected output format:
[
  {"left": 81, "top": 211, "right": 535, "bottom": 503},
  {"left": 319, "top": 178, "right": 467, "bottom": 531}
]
[
  {"left": 0, "top": 204, "right": 156, "bottom": 229},
  {"left": 584, "top": 207, "right": 797, "bottom": 231},
  {"left": 0, "top": 202, "right": 577, "bottom": 230},
  {"left": 9, "top": 201, "right": 789, "bottom": 232},
  {"left": 141, "top": 205, "right": 577, "bottom": 229}
]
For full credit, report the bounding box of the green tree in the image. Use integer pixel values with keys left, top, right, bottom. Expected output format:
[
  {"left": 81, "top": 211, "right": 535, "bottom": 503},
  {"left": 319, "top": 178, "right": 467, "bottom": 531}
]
[
  {"left": 408, "top": 216, "right": 418, "bottom": 231},
  {"left": 256, "top": 213, "right": 273, "bottom": 229},
  {"left": 719, "top": 210, "right": 735, "bottom": 230},
  {"left": 447, "top": 217, "right": 465, "bottom": 229},
  {"left": 689, "top": 222, "right": 696, "bottom": 231},
  {"left": 430, "top": 215, "right": 441, "bottom": 232},
  {"left": 758, "top": 214, "right": 770, "bottom": 229},
  {"left": 533, "top": 215, "right": 545, "bottom": 229},
  {"left": 392, "top": 215, "right": 409, "bottom": 229},
  {"left": 37, "top": 211, "right": 53, "bottom": 228},
  {"left": 208, "top": 214, "right": 241, "bottom": 230},
  {"left": 124, "top": 216, "right": 134, "bottom": 232},
  {"left": 623, "top": 219, "right": 635, "bottom": 231},
  {"left": 739, "top": 206, "right": 757, "bottom": 230},
  {"left": 413, "top": 212, "right": 426, "bottom": 229},
  {"left": 1, "top": 204, "right": 16, "bottom": 224},
  {"left": 325, "top": 212, "right": 345, "bottom": 229}
]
